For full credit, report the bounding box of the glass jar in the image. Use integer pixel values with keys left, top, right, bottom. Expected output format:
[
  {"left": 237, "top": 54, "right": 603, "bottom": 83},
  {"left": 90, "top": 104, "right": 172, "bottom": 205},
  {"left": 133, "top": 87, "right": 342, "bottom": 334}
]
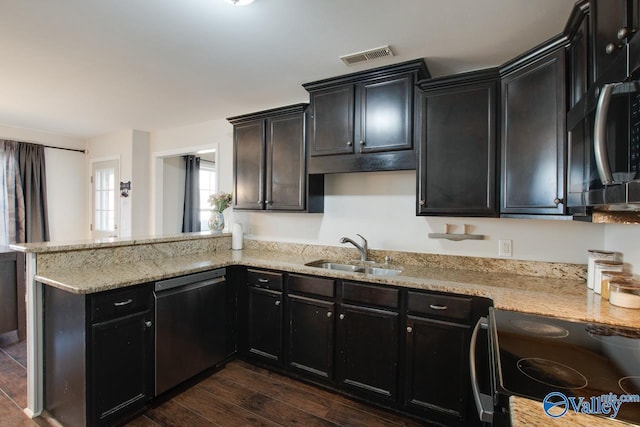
[
  {"left": 609, "top": 278, "right": 640, "bottom": 309},
  {"left": 601, "top": 271, "right": 633, "bottom": 301},
  {"left": 593, "top": 260, "right": 623, "bottom": 294},
  {"left": 587, "top": 250, "right": 617, "bottom": 290}
]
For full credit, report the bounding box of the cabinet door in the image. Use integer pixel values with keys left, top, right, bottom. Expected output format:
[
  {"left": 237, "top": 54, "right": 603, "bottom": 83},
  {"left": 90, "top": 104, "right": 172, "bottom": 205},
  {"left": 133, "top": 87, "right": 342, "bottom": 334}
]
[
  {"left": 357, "top": 75, "right": 413, "bottom": 153},
  {"left": 266, "top": 112, "right": 305, "bottom": 211},
  {"left": 590, "top": 0, "right": 631, "bottom": 83},
  {"left": 308, "top": 85, "right": 355, "bottom": 156},
  {"left": 569, "top": 10, "right": 590, "bottom": 108},
  {"left": 418, "top": 80, "right": 497, "bottom": 216},
  {"left": 501, "top": 48, "right": 566, "bottom": 215},
  {"left": 336, "top": 303, "right": 399, "bottom": 403},
  {"left": 91, "top": 310, "right": 153, "bottom": 426},
  {"left": 404, "top": 316, "right": 473, "bottom": 426},
  {"left": 287, "top": 294, "right": 335, "bottom": 382},
  {"left": 247, "top": 287, "right": 283, "bottom": 363},
  {"left": 234, "top": 119, "right": 265, "bottom": 210}
]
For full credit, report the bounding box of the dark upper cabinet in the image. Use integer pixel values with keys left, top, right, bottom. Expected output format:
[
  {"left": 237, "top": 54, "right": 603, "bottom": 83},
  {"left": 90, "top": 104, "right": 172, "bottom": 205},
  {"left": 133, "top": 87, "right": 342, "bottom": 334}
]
[
  {"left": 232, "top": 119, "right": 265, "bottom": 210},
  {"left": 304, "top": 59, "right": 429, "bottom": 174},
  {"left": 229, "top": 104, "right": 324, "bottom": 212},
  {"left": 416, "top": 69, "right": 499, "bottom": 217},
  {"left": 500, "top": 38, "right": 568, "bottom": 216},
  {"left": 590, "top": 0, "right": 634, "bottom": 83},
  {"left": 566, "top": 1, "right": 591, "bottom": 109}
]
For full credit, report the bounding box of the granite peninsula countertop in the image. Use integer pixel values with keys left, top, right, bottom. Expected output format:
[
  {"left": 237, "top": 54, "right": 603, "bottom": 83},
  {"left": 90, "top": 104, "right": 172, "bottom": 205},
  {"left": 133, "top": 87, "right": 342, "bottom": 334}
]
[{"left": 33, "top": 247, "right": 640, "bottom": 329}]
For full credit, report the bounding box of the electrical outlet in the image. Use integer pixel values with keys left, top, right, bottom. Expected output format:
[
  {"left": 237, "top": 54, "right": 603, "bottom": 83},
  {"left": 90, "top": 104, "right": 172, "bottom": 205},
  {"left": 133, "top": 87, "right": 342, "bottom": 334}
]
[{"left": 499, "top": 239, "right": 513, "bottom": 257}]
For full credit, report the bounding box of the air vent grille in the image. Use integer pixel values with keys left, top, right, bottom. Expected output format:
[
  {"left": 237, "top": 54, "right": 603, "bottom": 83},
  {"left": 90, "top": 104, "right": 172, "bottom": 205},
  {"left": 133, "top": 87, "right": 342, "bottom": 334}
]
[{"left": 340, "top": 45, "right": 394, "bottom": 66}]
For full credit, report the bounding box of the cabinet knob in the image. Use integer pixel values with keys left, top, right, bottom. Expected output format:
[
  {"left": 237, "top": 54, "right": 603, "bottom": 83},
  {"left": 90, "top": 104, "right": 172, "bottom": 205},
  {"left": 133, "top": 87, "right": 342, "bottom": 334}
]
[
  {"left": 145, "top": 321, "right": 153, "bottom": 328},
  {"left": 618, "top": 27, "right": 629, "bottom": 40},
  {"left": 554, "top": 198, "right": 564, "bottom": 206},
  {"left": 327, "top": 311, "right": 332, "bottom": 318},
  {"left": 347, "top": 141, "right": 353, "bottom": 146},
  {"left": 275, "top": 300, "right": 281, "bottom": 306},
  {"left": 359, "top": 140, "right": 365, "bottom": 146},
  {"left": 605, "top": 43, "right": 617, "bottom": 55},
  {"left": 406, "top": 326, "right": 413, "bottom": 333},
  {"left": 419, "top": 199, "right": 426, "bottom": 206},
  {"left": 339, "top": 314, "right": 345, "bottom": 320}
]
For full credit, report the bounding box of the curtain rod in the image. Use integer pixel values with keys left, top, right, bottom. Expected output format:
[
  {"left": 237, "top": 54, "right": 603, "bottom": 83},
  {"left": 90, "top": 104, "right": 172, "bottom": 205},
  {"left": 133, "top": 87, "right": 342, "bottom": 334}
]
[{"left": 40, "top": 144, "right": 86, "bottom": 154}]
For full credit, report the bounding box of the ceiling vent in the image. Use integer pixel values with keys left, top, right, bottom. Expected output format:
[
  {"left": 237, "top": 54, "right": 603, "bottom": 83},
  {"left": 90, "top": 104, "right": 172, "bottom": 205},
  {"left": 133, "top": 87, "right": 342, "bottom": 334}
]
[{"left": 340, "top": 45, "right": 394, "bottom": 66}]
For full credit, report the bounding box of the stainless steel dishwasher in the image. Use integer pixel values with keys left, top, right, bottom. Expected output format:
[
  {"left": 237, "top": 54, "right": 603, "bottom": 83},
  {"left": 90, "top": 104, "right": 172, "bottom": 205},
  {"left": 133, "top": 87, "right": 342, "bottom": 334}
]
[{"left": 154, "top": 268, "right": 226, "bottom": 395}]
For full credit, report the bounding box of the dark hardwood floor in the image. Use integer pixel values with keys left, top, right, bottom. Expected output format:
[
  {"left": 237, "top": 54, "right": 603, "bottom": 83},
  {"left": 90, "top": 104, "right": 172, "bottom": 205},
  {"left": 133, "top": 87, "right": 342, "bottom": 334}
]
[{"left": 0, "top": 332, "right": 431, "bottom": 426}]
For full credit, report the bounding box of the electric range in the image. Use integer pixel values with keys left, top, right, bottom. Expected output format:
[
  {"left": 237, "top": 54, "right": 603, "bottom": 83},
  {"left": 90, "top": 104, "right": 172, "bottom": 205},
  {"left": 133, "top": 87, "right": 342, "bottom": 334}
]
[{"left": 488, "top": 308, "right": 640, "bottom": 425}]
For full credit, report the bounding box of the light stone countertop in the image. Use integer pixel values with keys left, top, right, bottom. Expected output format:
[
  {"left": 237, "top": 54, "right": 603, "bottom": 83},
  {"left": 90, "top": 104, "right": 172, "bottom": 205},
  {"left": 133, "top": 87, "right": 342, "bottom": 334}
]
[{"left": 35, "top": 247, "right": 640, "bottom": 329}]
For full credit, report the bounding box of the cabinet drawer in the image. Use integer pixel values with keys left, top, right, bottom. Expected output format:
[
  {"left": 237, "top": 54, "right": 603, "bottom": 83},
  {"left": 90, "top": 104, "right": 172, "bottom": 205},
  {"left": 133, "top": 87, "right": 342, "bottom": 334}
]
[
  {"left": 91, "top": 284, "right": 152, "bottom": 323},
  {"left": 247, "top": 269, "right": 283, "bottom": 291},
  {"left": 342, "top": 281, "right": 399, "bottom": 309},
  {"left": 407, "top": 291, "right": 472, "bottom": 322},
  {"left": 288, "top": 274, "right": 335, "bottom": 298}
]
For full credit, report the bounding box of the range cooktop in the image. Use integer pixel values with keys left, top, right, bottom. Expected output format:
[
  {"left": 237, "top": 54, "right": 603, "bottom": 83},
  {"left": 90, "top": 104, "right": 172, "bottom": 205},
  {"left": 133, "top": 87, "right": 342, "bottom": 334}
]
[{"left": 490, "top": 309, "right": 640, "bottom": 424}]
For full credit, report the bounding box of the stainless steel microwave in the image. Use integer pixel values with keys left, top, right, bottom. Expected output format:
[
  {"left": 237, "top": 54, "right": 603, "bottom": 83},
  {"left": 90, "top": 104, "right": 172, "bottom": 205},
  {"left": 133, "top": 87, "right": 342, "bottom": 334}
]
[{"left": 567, "top": 33, "right": 640, "bottom": 212}]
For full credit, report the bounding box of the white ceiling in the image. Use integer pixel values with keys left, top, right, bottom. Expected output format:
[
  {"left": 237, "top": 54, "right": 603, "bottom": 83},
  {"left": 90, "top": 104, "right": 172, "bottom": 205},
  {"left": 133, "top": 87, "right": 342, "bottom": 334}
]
[{"left": 0, "top": 0, "right": 577, "bottom": 140}]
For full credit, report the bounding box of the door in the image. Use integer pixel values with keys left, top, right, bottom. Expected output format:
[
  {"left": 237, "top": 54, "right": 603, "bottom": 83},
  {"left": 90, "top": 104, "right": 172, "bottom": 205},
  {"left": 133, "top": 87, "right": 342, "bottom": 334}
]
[
  {"left": 233, "top": 119, "right": 265, "bottom": 210},
  {"left": 404, "top": 316, "right": 473, "bottom": 426},
  {"left": 91, "top": 310, "right": 153, "bottom": 425},
  {"left": 501, "top": 47, "right": 566, "bottom": 215},
  {"left": 247, "top": 287, "right": 283, "bottom": 363},
  {"left": 418, "top": 80, "right": 497, "bottom": 216},
  {"left": 287, "top": 294, "right": 335, "bottom": 382},
  {"left": 266, "top": 112, "right": 306, "bottom": 211},
  {"left": 336, "top": 303, "right": 399, "bottom": 403},
  {"left": 91, "top": 160, "right": 120, "bottom": 239},
  {"left": 308, "top": 85, "right": 355, "bottom": 156},
  {"left": 357, "top": 74, "right": 413, "bottom": 153}
]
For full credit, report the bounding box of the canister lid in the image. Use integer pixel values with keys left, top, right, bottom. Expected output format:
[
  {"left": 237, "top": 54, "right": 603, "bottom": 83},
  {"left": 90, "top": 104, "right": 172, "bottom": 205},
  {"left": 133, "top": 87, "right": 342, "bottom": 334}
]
[
  {"left": 594, "top": 260, "right": 624, "bottom": 266},
  {"left": 609, "top": 278, "right": 640, "bottom": 290},
  {"left": 588, "top": 249, "right": 616, "bottom": 255}
]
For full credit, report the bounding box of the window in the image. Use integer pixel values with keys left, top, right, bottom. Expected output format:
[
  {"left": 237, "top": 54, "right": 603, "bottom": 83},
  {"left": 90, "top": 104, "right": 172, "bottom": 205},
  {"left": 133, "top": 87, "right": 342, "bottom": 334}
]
[
  {"left": 92, "top": 159, "right": 119, "bottom": 239},
  {"left": 198, "top": 160, "right": 217, "bottom": 231}
]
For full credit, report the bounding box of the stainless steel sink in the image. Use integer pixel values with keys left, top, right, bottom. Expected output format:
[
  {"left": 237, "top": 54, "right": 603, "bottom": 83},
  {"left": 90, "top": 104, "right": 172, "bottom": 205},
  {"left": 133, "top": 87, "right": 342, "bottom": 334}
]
[{"left": 304, "top": 260, "right": 402, "bottom": 276}]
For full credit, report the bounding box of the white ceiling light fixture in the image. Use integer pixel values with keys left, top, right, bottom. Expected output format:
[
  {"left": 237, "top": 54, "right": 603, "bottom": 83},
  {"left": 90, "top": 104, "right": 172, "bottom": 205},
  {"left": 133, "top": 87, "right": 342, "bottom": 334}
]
[{"left": 224, "top": 0, "right": 255, "bottom": 5}]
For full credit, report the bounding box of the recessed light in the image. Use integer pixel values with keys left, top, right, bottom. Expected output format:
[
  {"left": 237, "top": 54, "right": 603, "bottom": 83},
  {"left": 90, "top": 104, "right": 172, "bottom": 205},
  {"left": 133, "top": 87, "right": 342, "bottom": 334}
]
[{"left": 224, "top": 0, "right": 255, "bottom": 5}]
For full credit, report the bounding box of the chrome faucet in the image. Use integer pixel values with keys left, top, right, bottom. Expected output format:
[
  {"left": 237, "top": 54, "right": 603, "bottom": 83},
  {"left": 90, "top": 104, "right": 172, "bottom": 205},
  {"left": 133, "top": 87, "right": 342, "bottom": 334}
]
[{"left": 340, "top": 234, "right": 368, "bottom": 262}]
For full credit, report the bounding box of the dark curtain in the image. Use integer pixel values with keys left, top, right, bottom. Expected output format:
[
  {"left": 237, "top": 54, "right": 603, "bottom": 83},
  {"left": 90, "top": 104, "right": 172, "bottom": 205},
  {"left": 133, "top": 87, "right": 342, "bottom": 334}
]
[
  {"left": 182, "top": 155, "right": 201, "bottom": 232},
  {"left": 1, "top": 140, "right": 49, "bottom": 244},
  {"left": 17, "top": 143, "right": 49, "bottom": 242}
]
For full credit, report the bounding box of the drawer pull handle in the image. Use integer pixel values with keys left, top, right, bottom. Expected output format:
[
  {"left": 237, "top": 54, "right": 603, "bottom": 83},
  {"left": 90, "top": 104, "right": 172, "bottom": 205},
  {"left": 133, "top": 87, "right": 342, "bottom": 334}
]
[
  {"left": 113, "top": 299, "right": 133, "bottom": 307},
  {"left": 258, "top": 278, "right": 269, "bottom": 283},
  {"left": 429, "top": 304, "right": 448, "bottom": 310}
]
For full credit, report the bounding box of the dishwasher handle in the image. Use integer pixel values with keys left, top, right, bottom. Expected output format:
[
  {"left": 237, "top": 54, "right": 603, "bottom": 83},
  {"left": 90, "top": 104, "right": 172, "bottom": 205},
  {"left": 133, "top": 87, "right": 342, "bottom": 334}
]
[{"left": 470, "top": 316, "right": 493, "bottom": 424}]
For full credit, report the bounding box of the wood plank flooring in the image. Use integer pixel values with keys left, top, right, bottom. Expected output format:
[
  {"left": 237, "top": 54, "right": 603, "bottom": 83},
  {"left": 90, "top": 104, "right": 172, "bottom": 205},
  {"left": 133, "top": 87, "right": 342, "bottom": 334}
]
[{"left": 0, "top": 332, "right": 433, "bottom": 426}]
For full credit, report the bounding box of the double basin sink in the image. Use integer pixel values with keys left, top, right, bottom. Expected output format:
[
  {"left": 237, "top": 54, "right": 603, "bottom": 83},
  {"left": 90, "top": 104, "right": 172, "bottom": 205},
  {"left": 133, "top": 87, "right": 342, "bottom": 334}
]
[{"left": 304, "top": 260, "right": 402, "bottom": 277}]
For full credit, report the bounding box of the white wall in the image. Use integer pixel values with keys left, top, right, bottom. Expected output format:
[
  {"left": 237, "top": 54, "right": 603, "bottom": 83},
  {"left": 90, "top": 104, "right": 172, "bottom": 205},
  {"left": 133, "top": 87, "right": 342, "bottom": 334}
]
[
  {"left": 604, "top": 224, "right": 640, "bottom": 272},
  {"left": 0, "top": 124, "right": 88, "bottom": 242},
  {"left": 234, "top": 170, "right": 606, "bottom": 264},
  {"left": 131, "top": 130, "right": 150, "bottom": 237},
  {"left": 162, "top": 156, "right": 185, "bottom": 234}
]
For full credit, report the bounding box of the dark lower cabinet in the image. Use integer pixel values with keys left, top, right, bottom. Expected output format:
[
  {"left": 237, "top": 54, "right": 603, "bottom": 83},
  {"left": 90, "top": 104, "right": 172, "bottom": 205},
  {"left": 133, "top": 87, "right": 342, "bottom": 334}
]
[
  {"left": 336, "top": 303, "right": 399, "bottom": 404},
  {"left": 247, "top": 286, "right": 283, "bottom": 363},
  {"left": 44, "top": 283, "right": 154, "bottom": 427},
  {"left": 287, "top": 294, "right": 335, "bottom": 381},
  {"left": 404, "top": 316, "right": 472, "bottom": 426},
  {"left": 91, "top": 311, "right": 153, "bottom": 424}
]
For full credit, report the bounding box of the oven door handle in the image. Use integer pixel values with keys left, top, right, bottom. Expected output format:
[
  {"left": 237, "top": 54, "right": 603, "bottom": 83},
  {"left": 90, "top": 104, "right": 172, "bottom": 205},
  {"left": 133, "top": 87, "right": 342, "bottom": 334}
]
[{"left": 470, "top": 316, "right": 493, "bottom": 424}]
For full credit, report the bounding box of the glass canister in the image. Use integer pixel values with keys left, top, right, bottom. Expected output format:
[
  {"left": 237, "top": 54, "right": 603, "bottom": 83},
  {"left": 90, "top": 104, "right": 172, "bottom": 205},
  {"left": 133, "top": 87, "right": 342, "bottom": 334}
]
[
  {"left": 593, "top": 260, "right": 623, "bottom": 294},
  {"left": 587, "top": 250, "right": 617, "bottom": 290},
  {"left": 609, "top": 278, "right": 640, "bottom": 309},
  {"left": 601, "top": 271, "right": 633, "bottom": 300}
]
